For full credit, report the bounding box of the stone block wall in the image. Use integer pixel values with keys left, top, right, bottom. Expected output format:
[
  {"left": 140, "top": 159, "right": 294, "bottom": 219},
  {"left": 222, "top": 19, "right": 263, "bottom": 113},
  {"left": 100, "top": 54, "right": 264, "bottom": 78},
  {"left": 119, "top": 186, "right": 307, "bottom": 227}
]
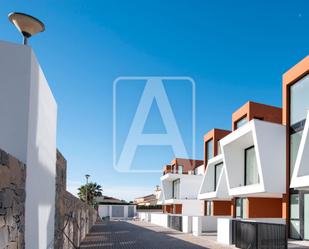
[
  {"left": 0, "top": 149, "right": 26, "bottom": 249},
  {"left": 54, "top": 151, "right": 98, "bottom": 249}
]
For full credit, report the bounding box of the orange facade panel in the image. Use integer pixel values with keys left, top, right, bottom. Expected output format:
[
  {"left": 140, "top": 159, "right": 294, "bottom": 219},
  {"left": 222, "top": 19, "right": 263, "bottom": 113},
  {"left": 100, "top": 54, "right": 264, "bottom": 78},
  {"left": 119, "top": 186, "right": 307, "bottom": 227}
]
[
  {"left": 247, "top": 197, "right": 283, "bottom": 219},
  {"left": 204, "top": 128, "right": 230, "bottom": 167},
  {"left": 212, "top": 200, "right": 232, "bottom": 216},
  {"left": 174, "top": 204, "right": 182, "bottom": 214},
  {"left": 232, "top": 101, "right": 282, "bottom": 131}
]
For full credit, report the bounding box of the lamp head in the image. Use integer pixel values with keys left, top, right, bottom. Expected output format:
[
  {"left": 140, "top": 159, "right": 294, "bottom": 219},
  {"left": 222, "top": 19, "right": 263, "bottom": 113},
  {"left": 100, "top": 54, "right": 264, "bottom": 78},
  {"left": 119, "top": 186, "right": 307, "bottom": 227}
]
[{"left": 8, "top": 12, "right": 45, "bottom": 45}]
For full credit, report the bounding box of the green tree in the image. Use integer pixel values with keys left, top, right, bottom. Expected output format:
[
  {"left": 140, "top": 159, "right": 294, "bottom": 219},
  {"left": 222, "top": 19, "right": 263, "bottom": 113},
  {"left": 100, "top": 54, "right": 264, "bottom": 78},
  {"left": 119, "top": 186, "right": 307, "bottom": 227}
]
[{"left": 78, "top": 182, "right": 103, "bottom": 206}]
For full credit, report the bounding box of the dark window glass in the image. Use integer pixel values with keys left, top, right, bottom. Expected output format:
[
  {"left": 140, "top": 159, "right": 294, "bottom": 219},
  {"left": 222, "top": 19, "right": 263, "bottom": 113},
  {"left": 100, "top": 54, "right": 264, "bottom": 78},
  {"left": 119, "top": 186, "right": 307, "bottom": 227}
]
[
  {"left": 206, "top": 139, "right": 213, "bottom": 161},
  {"left": 172, "top": 179, "right": 180, "bottom": 199},
  {"left": 214, "top": 162, "right": 223, "bottom": 191}
]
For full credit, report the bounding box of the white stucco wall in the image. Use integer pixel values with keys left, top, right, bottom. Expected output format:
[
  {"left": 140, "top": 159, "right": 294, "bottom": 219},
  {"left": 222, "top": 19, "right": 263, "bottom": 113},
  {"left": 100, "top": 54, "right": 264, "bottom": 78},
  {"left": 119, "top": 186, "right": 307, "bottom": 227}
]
[
  {"left": 217, "top": 218, "right": 233, "bottom": 245},
  {"left": 0, "top": 41, "right": 57, "bottom": 249},
  {"left": 182, "top": 200, "right": 204, "bottom": 216},
  {"left": 150, "top": 213, "right": 169, "bottom": 227},
  {"left": 160, "top": 173, "right": 203, "bottom": 201},
  {"left": 180, "top": 175, "right": 203, "bottom": 199}
]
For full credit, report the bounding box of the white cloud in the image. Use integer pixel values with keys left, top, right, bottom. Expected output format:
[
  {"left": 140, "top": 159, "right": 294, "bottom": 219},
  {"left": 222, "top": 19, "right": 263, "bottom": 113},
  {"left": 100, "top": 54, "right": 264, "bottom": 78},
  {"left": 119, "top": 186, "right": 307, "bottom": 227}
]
[{"left": 66, "top": 180, "right": 154, "bottom": 202}]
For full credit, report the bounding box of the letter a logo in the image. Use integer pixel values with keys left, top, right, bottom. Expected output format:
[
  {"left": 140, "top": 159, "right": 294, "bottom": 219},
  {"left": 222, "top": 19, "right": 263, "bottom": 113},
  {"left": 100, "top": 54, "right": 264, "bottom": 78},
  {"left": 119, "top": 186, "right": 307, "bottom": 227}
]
[{"left": 113, "top": 77, "right": 195, "bottom": 172}]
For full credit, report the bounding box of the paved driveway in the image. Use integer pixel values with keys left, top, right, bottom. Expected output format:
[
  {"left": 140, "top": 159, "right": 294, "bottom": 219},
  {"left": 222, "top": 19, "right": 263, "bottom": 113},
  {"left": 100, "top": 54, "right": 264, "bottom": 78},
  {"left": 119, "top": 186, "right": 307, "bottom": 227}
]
[{"left": 79, "top": 220, "right": 232, "bottom": 249}]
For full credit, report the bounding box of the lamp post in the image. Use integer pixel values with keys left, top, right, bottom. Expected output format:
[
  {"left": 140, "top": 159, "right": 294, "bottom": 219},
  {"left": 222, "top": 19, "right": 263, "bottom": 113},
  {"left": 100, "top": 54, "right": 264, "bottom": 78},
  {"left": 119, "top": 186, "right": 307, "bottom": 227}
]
[
  {"left": 8, "top": 12, "right": 45, "bottom": 45},
  {"left": 85, "top": 174, "right": 90, "bottom": 204}
]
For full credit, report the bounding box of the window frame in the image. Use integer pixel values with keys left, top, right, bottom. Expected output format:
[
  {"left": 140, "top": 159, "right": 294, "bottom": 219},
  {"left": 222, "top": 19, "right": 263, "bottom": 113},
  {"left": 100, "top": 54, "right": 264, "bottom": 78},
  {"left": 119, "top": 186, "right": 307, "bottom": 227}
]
[
  {"left": 244, "top": 145, "right": 259, "bottom": 186},
  {"left": 172, "top": 179, "right": 180, "bottom": 199},
  {"left": 178, "top": 165, "right": 183, "bottom": 174},
  {"left": 235, "top": 116, "right": 248, "bottom": 130},
  {"left": 206, "top": 139, "right": 213, "bottom": 162},
  {"left": 214, "top": 162, "right": 223, "bottom": 191}
]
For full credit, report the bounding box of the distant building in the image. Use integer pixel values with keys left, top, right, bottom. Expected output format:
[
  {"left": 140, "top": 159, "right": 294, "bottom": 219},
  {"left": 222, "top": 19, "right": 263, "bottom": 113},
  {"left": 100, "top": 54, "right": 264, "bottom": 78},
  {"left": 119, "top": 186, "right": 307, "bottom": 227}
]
[
  {"left": 134, "top": 186, "right": 162, "bottom": 207},
  {"left": 96, "top": 195, "right": 128, "bottom": 205}
]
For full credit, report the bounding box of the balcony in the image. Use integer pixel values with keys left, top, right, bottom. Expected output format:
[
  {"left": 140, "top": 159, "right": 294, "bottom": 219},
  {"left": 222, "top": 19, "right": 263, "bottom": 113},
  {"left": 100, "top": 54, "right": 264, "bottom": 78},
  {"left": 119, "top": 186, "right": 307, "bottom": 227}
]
[
  {"left": 198, "top": 154, "right": 230, "bottom": 200},
  {"left": 160, "top": 173, "right": 204, "bottom": 215},
  {"left": 221, "top": 119, "right": 286, "bottom": 197}
]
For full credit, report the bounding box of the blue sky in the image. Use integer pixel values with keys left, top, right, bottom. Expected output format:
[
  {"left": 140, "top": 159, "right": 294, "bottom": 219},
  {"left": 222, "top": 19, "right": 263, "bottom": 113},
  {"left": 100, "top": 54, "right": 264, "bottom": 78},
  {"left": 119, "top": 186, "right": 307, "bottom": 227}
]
[{"left": 1, "top": 0, "right": 309, "bottom": 201}]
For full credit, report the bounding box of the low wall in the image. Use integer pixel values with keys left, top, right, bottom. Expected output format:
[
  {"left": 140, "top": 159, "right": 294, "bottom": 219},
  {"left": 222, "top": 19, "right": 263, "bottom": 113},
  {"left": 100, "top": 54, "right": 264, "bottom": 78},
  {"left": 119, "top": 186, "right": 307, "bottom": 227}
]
[
  {"left": 138, "top": 212, "right": 226, "bottom": 235},
  {"left": 0, "top": 149, "right": 26, "bottom": 249},
  {"left": 192, "top": 216, "right": 230, "bottom": 236},
  {"left": 151, "top": 213, "right": 169, "bottom": 227},
  {"left": 138, "top": 212, "right": 152, "bottom": 222},
  {"left": 140, "top": 212, "right": 169, "bottom": 228}
]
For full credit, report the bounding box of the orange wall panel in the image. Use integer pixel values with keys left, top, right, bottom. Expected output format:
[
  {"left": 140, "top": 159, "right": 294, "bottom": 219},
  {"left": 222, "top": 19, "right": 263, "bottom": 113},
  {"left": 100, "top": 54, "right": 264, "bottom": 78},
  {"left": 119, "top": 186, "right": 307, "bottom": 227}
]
[
  {"left": 213, "top": 200, "right": 232, "bottom": 216},
  {"left": 247, "top": 197, "right": 283, "bottom": 218},
  {"left": 174, "top": 204, "right": 182, "bottom": 214}
]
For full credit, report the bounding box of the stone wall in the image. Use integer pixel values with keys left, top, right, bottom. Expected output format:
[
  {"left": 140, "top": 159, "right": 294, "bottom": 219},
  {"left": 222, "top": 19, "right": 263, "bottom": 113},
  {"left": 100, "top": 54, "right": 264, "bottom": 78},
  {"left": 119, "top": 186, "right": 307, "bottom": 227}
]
[
  {"left": 54, "top": 151, "right": 98, "bottom": 249},
  {"left": 0, "top": 148, "right": 97, "bottom": 249},
  {"left": 0, "top": 149, "right": 26, "bottom": 249}
]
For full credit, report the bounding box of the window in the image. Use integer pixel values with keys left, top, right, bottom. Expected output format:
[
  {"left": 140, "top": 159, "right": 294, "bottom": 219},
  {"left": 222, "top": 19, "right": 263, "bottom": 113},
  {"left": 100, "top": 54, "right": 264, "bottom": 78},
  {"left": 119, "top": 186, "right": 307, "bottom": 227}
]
[
  {"left": 206, "top": 139, "right": 213, "bottom": 161},
  {"left": 205, "top": 201, "right": 212, "bottom": 216},
  {"left": 236, "top": 198, "right": 247, "bottom": 219},
  {"left": 194, "top": 167, "right": 198, "bottom": 175},
  {"left": 217, "top": 141, "right": 222, "bottom": 155},
  {"left": 244, "top": 146, "right": 259, "bottom": 185},
  {"left": 214, "top": 162, "right": 223, "bottom": 191},
  {"left": 290, "top": 74, "right": 309, "bottom": 125},
  {"left": 290, "top": 194, "right": 301, "bottom": 239},
  {"left": 290, "top": 130, "right": 303, "bottom": 179},
  {"left": 172, "top": 179, "right": 180, "bottom": 199},
  {"left": 178, "top": 165, "right": 183, "bottom": 174},
  {"left": 173, "top": 165, "right": 177, "bottom": 174},
  {"left": 290, "top": 75, "right": 309, "bottom": 178},
  {"left": 235, "top": 116, "right": 247, "bottom": 129}
]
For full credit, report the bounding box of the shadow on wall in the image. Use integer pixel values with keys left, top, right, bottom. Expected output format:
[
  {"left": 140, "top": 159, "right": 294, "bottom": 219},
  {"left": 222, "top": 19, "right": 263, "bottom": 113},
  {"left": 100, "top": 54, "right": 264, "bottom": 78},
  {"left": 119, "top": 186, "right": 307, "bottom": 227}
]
[{"left": 25, "top": 52, "right": 57, "bottom": 249}]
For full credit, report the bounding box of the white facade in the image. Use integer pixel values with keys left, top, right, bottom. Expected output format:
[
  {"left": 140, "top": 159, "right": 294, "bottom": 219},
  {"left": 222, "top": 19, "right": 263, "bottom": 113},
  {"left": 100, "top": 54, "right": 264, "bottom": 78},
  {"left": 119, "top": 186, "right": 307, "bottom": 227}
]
[
  {"left": 160, "top": 173, "right": 204, "bottom": 215},
  {"left": 290, "top": 111, "right": 309, "bottom": 190},
  {"left": 98, "top": 205, "right": 136, "bottom": 220},
  {"left": 221, "top": 119, "right": 286, "bottom": 197},
  {"left": 0, "top": 41, "right": 57, "bottom": 249},
  {"left": 198, "top": 154, "right": 230, "bottom": 200}
]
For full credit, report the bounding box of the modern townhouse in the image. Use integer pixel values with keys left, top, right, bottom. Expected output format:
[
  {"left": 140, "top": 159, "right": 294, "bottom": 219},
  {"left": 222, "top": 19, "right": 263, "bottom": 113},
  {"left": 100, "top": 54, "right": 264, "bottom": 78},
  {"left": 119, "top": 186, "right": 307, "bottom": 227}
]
[
  {"left": 198, "top": 129, "right": 232, "bottom": 217},
  {"left": 140, "top": 56, "right": 309, "bottom": 247},
  {"left": 159, "top": 158, "right": 204, "bottom": 216},
  {"left": 222, "top": 101, "right": 285, "bottom": 220},
  {"left": 283, "top": 55, "right": 309, "bottom": 240},
  {"left": 217, "top": 101, "right": 287, "bottom": 246}
]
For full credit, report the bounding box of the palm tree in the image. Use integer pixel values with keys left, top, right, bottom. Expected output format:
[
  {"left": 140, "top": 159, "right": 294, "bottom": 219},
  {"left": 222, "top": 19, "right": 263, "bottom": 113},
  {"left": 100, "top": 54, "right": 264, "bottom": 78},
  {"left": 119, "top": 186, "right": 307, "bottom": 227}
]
[{"left": 78, "top": 182, "right": 103, "bottom": 206}]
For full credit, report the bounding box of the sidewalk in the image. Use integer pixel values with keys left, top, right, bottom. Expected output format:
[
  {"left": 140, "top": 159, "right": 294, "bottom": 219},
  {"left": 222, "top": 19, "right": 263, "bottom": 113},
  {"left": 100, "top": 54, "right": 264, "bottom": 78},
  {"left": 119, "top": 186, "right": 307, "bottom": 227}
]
[
  {"left": 80, "top": 220, "right": 233, "bottom": 249},
  {"left": 80, "top": 220, "right": 309, "bottom": 249}
]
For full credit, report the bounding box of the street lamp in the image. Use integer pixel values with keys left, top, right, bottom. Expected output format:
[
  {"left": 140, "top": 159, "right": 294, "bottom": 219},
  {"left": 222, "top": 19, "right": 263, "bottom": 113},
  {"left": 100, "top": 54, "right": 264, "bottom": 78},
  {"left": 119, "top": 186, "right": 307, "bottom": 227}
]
[
  {"left": 85, "top": 174, "right": 90, "bottom": 204},
  {"left": 8, "top": 12, "right": 45, "bottom": 45}
]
